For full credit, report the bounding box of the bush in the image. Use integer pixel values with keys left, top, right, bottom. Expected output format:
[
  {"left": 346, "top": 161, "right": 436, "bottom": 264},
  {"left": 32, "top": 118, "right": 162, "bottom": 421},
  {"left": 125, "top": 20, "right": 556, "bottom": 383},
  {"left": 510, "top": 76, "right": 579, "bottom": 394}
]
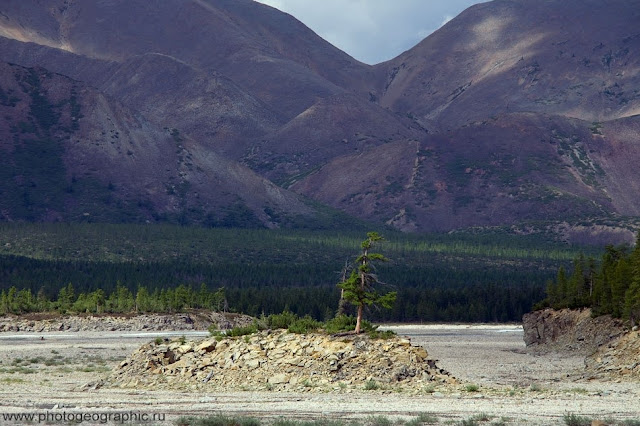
[
  {"left": 209, "top": 322, "right": 259, "bottom": 339},
  {"left": 464, "top": 383, "right": 479, "bottom": 392},
  {"left": 287, "top": 316, "right": 322, "bottom": 334},
  {"left": 265, "top": 311, "right": 298, "bottom": 329},
  {"left": 207, "top": 311, "right": 395, "bottom": 339},
  {"left": 366, "top": 329, "right": 396, "bottom": 340},
  {"left": 227, "top": 323, "right": 259, "bottom": 337},
  {"left": 323, "top": 315, "right": 358, "bottom": 334},
  {"left": 324, "top": 315, "right": 396, "bottom": 339}
]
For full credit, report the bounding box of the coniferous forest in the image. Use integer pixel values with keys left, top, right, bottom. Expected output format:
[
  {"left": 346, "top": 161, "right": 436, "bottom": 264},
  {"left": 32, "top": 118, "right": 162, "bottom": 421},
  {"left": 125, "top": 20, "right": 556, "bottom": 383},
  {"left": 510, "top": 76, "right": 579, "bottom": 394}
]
[
  {"left": 0, "top": 223, "right": 601, "bottom": 322},
  {"left": 539, "top": 234, "right": 640, "bottom": 325}
]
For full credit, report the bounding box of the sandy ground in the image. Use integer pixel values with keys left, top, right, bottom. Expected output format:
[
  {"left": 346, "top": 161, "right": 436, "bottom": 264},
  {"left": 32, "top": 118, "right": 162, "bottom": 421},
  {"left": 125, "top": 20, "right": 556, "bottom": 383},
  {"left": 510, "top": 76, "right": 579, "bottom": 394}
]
[{"left": 0, "top": 325, "right": 638, "bottom": 425}]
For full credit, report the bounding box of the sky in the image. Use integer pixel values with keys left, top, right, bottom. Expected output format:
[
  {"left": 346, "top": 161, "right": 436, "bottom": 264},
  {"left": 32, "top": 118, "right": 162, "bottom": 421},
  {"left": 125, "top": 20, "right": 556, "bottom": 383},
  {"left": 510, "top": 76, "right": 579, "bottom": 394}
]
[{"left": 254, "top": 0, "right": 486, "bottom": 65}]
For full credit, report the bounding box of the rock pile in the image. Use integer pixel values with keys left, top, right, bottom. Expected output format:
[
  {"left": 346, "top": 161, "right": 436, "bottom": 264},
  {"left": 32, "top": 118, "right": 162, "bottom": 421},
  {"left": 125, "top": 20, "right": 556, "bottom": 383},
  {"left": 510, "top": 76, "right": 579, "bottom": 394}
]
[
  {"left": 0, "top": 311, "right": 252, "bottom": 332},
  {"left": 108, "top": 329, "right": 456, "bottom": 392}
]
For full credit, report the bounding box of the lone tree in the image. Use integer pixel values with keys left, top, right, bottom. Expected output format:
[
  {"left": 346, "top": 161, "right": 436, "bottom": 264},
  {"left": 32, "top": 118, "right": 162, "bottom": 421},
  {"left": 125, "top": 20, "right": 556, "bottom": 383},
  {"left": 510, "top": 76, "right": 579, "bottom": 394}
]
[{"left": 338, "top": 232, "right": 397, "bottom": 333}]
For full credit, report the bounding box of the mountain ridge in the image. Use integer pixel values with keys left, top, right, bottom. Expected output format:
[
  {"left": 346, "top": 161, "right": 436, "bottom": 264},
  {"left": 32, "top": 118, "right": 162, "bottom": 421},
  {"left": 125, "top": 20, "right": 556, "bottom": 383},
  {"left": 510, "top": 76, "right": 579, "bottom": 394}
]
[{"left": 1, "top": 0, "right": 639, "bottom": 234}]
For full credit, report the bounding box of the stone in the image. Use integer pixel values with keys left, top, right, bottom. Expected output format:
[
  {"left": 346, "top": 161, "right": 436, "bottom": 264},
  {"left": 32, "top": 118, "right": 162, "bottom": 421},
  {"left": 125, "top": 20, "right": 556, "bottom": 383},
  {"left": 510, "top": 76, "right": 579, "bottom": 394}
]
[
  {"left": 196, "top": 340, "right": 217, "bottom": 352},
  {"left": 176, "top": 344, "right": 193, "bottom": 354},
  {"left": 245, "top": 359, "right": 261, "bottom": 369},
  {"left": 268, "top": 374, "right": 289, "bottom": 384}
]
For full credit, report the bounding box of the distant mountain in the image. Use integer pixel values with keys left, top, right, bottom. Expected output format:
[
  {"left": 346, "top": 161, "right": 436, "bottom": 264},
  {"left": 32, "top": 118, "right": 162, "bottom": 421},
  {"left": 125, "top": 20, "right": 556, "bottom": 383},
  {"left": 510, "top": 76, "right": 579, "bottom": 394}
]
[
  {"left": 0, "top": 0, "right": 639, "bottom": 233},
  {"left": 294, "top": 0, "right": 640, "bottom": 231},
  {"left": 0, "top": 61, "right": 329, "bottom": 227}
]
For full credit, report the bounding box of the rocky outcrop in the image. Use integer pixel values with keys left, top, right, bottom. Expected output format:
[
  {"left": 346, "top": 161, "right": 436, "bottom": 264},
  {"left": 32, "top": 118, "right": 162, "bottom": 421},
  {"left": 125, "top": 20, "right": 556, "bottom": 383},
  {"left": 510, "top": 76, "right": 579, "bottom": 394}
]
[
  {"left": 522, "top": 308, "right": 625, "bottom": 354},
  {"left": 107, "top": 330, "right": 456, "bottom": 392},
  {"left": 0, "top": 312, "right": 252, "bottom": 333},
  {"left": 523, "top": 308, "right": 640, "bottom": 380},
  {"left": 586, "top": 328, "right": 640, "bottom": 380}
]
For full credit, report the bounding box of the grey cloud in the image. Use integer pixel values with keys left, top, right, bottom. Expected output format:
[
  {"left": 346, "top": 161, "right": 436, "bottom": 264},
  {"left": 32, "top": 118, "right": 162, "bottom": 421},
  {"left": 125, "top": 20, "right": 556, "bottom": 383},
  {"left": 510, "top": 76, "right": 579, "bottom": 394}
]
[{"left": 256, "top": 0, "right": 485, "bottom": 64}]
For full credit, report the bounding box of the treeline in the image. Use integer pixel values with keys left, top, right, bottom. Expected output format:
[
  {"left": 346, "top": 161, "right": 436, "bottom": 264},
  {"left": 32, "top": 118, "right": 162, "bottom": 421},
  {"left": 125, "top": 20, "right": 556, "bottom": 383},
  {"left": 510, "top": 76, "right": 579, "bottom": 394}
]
[
  {"left": 540, "top": 236, "right": 640, "bottom": 325},
  {"left": 0, "top": 223, "right": 593, "bottom": 322},
  {"left": 0, "top": 252, "right": 558, "bottom": 322},
  {"left": 226, "top": 283, "right": 541, "bottom": 323},
  {"left": 0, "top": 282, "right": 227, "bottom": 315},
  {"left": 0, "top": 279, "right": 538, "bottom": 323}
]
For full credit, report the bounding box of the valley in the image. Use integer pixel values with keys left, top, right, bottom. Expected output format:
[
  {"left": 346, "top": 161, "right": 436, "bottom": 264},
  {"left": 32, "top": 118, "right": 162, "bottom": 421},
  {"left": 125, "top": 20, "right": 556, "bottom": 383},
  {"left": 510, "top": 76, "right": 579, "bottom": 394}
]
[{"left": 0, "top": 324, "right": 638, "bottom": 425}]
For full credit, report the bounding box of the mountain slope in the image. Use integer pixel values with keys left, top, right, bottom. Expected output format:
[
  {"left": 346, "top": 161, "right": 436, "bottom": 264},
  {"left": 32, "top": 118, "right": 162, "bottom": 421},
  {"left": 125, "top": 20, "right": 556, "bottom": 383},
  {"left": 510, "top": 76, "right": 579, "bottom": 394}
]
[
  {"left": 0, "top": 0, "right": 639, "bottom": 233},
  {"left": 0, "top": 0, "right": 376, "bottom": 118},
  {"left": 291, "top": 0, "right": 640, "bottom": 231},
  {"left": 293, "top": 112, "right": 632, "bottom": 231},
  {"left": 376, "top": 0, "right": 640, "bottom": 128},
  {"left": 0, "top": 61, "right": 321, "bottom": 227}
]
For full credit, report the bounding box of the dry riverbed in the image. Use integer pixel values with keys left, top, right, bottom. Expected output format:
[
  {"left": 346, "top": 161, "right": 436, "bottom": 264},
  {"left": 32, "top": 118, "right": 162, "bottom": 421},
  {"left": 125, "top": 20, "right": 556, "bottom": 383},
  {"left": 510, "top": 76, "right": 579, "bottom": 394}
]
[{"left": 0, "top": 325, "right": 638, "bottom": 425}]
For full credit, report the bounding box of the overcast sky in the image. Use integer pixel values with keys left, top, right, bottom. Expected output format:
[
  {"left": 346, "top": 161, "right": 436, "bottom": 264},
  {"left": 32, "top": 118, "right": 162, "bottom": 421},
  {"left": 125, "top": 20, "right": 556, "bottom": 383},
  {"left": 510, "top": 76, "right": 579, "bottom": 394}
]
[{"left": 255, "top": 0, "right": 486, "bottom": 65}]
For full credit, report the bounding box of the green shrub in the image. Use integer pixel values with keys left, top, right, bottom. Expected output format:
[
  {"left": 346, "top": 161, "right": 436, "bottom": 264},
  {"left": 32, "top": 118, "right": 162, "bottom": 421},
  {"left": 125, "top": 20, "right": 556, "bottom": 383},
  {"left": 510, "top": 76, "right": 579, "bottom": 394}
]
[
  {"left": 227, "top": 323, "right": 259, "bottom": 337},
  {"left": 366, "top": 329, "right": 396, "bottom": 340},
  {"left": 288, "top": 316, "right": 322, "bottom": 334},
  {"left": 464, "top": 383, "right": 479, "bottom": 392},
  {"left": 323, "top": 315, "right": 358, "bottom": 334},
  {"left": 323, "top": 315, "right": 396, "bottom": 338},
  {"left": 266, "top": 311, "right": 298, "bottom": 329}
]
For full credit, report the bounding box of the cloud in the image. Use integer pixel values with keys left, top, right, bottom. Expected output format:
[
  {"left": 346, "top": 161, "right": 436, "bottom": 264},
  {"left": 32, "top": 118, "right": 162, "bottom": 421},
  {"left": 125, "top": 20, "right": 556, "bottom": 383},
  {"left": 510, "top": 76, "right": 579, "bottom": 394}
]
[
  {"left": 254, "top": 0, "right": 485, "bottom": 64},
  {"left": 440, "top": 15, "right": 455, "bottom": 28}
]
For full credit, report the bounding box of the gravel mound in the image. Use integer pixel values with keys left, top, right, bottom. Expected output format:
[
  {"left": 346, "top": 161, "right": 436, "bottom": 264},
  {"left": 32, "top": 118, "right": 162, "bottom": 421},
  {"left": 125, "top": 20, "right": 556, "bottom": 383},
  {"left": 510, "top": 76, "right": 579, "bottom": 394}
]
[{"left": 107, "top": 329, "right": 456, "bottom": 392}]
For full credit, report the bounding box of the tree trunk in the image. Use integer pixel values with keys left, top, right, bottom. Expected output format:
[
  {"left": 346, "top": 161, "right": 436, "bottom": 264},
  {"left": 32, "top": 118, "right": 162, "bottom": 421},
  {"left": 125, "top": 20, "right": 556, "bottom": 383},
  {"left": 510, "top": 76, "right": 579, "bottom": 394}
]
[{"left": 355, "top": 304, "right": 363, "bottom": 334}]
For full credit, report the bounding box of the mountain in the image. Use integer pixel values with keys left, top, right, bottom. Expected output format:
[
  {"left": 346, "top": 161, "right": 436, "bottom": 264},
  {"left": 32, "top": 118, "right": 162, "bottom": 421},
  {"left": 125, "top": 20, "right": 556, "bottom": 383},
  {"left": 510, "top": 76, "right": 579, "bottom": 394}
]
[
  {"left": 0, "top": 0, "right": 639, "bottom": 233},
  {"left": 0, "top": 61, "right": 327, "bottom": 227},
  {"left": 293, "top": 0, "right": 640, "bottom": 231}
]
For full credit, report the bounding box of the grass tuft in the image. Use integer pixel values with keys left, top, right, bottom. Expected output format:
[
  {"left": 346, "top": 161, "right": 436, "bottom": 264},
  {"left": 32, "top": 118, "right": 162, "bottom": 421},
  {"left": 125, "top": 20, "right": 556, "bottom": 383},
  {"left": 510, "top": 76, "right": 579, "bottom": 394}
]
[
  {"left": 563, "top": 413, "right": 592, "bottom": 426},
  {"left": 176, "top": 414, "right": 260, "bottom": 426},
  {"left": 464, "top": 383, "right": 479, "bottom": 392},
  {"left": 364, "top": 379, "right": 380, "bottom": 391}
]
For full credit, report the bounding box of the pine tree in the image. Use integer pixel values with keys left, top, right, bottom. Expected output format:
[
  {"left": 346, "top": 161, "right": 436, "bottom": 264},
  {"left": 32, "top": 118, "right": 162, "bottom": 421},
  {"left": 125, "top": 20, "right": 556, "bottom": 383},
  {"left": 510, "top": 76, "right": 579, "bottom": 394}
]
[
  {"left": 135, "top": 286, "right": 151, "bottom": 312},
  {"left": 338, "top": 232, "right": 396, "bottom": 334}
]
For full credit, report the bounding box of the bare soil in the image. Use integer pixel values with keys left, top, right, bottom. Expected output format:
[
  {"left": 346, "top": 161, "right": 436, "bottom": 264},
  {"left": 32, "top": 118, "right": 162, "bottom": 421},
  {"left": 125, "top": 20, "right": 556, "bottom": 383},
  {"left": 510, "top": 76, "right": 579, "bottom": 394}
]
[{"left": 0, "top": 325, "right": 638, "bottom": 425}]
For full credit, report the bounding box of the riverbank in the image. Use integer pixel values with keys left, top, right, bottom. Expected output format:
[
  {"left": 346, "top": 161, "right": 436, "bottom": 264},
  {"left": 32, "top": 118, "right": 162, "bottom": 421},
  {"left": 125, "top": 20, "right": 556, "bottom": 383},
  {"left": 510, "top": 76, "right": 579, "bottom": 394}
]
[{"left": 0, "top": 324, "right": 638, "bottom": 425}]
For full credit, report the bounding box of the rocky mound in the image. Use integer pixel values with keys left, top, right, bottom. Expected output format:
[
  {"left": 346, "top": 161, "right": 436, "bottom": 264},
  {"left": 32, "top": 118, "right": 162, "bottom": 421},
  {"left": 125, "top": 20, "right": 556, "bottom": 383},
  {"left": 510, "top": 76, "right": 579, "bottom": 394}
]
[
  {"left": 586, "top": 328, "right": 640, "bottom": 380},
  {"left": 107, "top": 330, "right": 456, "bottom": 392},
  {"left": 0, "top": 312, "right": 252, "bottom": 333},
  {"left": 522, "top": 308, "right": 625, "bottom": 355}
]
